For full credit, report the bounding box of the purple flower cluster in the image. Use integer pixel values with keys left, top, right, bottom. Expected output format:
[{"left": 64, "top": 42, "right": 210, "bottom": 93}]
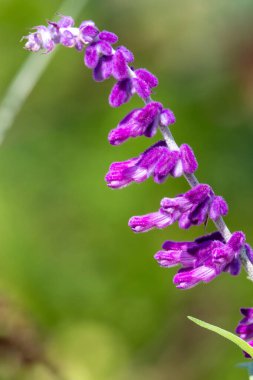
[
  {"left": 23, "top": 16, "right": 158, "bottom": 107},
  {"left": 155, "top": 231, "right": 245, "bottom": 289},
  {"left": 23, "top": 15, "right": 253, "bottom": 291},
  {"left": 105, "top": 141, "right": 197, "bottom": 188},
  {"left": 129, "top": 184, "right": 228, "bottom": 232},
  {"left": 236, "top": 308, "right": 253, "bottom": 358},
  {"left": 108, "top": 102, "right": 175, "bottom": 145}
]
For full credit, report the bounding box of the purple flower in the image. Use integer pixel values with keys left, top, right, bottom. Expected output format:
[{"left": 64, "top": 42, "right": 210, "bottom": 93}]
[
  {"left": 129, "top": 184, "right": 228, "bottom": 232},
  {"left": 109, "top": 69, "right": 158, "bottom": 107},
  {"left": 160, "top": 108, "right": 176, "bottom": 126},
  {"left": 23, "top": 25, "right": 55, "bottom": 53},
  {"left": 23, "top": 17, "right": 99, "bottom": 53},
  {"left": 93, "top": 46, "right": 134, "bottom": 82},
  {"left": 84, "top": 40, "right": 114, "bottom": 68},
  {"left": 108, "top": 102, "right": 176, "bottom": 145},
  {"left": 154, "top": 231, "right": 245, "bottom": 289},
  {"left": 105, "top": 141, "right": 198, "bottom": 188},
  {"left": 83, "top": 28, "right": 119, "bottom": 70},
  {"left": 236, "top": 308, "right": 253, "bottom": 358}
]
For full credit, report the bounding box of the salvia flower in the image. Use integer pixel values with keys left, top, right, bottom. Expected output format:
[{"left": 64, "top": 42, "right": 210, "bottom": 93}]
[
  {"left": 108, "top": 102, "right": 175, "bottom": 145},
  {"left": 84, "top": 31, "right": 118, "bottom": 68},
  {"left": 24, "top": 16, "right": 88, "bottom": 52},
  {"left": 93, "top": 45, "right": 134, "bottom": 82},
  {"left": 109, "top": 68, "right": 159, "bottom": 107},
  {"left": 105, "top": 141, "right": 198, "bottom": 188},
  {"left": 129, "top": 184, "right": 228, "bottom": 232},
  {"left": 236, "top": 308, "right": 253, "bottom": 358},
  {"left": 154, "top": 231, "right": 245, "bottom": 289}
]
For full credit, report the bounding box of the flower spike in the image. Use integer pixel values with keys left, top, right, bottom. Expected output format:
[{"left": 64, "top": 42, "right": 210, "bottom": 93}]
[{"left": 23, "top": 15, "right": 253, "bottom": 288}]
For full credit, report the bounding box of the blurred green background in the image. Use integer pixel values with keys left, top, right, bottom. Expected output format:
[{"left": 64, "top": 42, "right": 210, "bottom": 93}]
[{"left": 0, "top": 0, "right": 253, "bottom": 379}]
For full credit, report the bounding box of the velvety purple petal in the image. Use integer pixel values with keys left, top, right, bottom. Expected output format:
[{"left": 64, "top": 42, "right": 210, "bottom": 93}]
[
  {"left": 138, "top": 145, "right": 163, "bottom": 170},
  {"left": 245, "top": 244, "right": 253, "bottom": 264},
  {"left": 135, "top": 68, "right": 159, "bottom": 88},
  {"left": 44, "top": 40, "right": 55, "bottom": 53},
  {"left": 57, "top": 15, "right": 75, "bottom": 28},
  {"left": 109, "top": 101, "right": 162, "bottom": 141},
  {"left": 227, "top": 231, "right": 245, "bottom": 252},
  {"left": 108, "top": 125, "right": 132, "bottom": 145},
  {"left": 178, "top": 212, "right": 192, "bottom": 229},
  {"left": 132, "top": 78, "right": 151, "bottom": 99},
  {"left": 154, "top": 249, "right": 194, "bottom": 268},
  {"left": 98, "top": 30, "right": 118, "bottom": 44},
  {"left": 195, "top": 231, "right": 223, "bottom": 244},
  {"left": 79, "top": 20, "right": 96, "bottom": 28},
  {"left": 24, "top": 33, "right": 41, "bottom": 52},
  {"left": 112, "top": 50, "right": 129, "bottom": 80},
  {"left": 144, "top": 115, "right": 160, "bottom": 138},
  {"left": 109, "top": 79, "right": 132, "bottom": 107},
  {"left": 161, "top": 196, "right": 189, "bottom": 210},
  {"left": 236, "top": 324, "right": 253, "bottom": 340},
  {"left": 138, "top": 102, "right": 162, "bottom": 123},
  {"left": 137, "top": 102, "right": 163, "bottom": 137},
  {"left": 209, "top": 196, "right": 228, "bottom": 220},
  {"left": 96, "top": 40, "right": 113, "bottom": 55},
  {"left": 60, "top": 30, "right": 75, "bottom": 47},
  {"left": 162, "top": 240, "right": 196, "bottom": 251},
  {"left": 160, "top": 197, "right": 184, "bottom": 210},
  {"left": 174, "top": 266, "right": 217, "bottom": 289},
  {"left": 240, "top": 308, "right": 253, "bottom": 322},
  {"left": 117, "top": 46, "right": 134, "bottom": 62},
  {"left": 154, "top": 250, "right": 180, "bottom": 267},
  {"left": 84, "top": 44, "right": 99, "bottom": 68},
  {"left": 184, "top": 184, "right": 212, "bottom": 204},
  {"left": 225, "top": 257, "right": 241, "bottom": 275},
  {"left": 128, "top": 211, "right": 173, "bottom": 233},
  {"left": 106, "top": 142, "right": 172, "bottom": 188},
  {"left": 211, "top": 246, "right": 233, "bottom": 267},
  {"left": 75, "top": 41, "right": 84, "bottom": 51},
  {"left": 93, "top": 56, "right": 113, "bottom": 81},
  {"left": 153, "top": 150, "right": 180, "bottom": 183},
  {"left": 108, "top": 109, "right": 143, "bottom": 144},
  {"left": 160, "top": 109, "right": 176, "bottom": 126},
  {"left": 180, "top": 144, "right": 198, "bottom": 174},
  {"left": 188, "top": 199, "right": 210, "bottom": 226},
  {"left": 80, "top": 24, "right": 99, "bottom": 43},
  {"left": 105, "top": 158, "right": 138, "bottom": 189}
]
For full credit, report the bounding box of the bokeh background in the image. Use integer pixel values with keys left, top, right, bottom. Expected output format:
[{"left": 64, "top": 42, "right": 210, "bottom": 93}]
[{"left": 1, "top": 0, "right": 253, "bottom": 379}]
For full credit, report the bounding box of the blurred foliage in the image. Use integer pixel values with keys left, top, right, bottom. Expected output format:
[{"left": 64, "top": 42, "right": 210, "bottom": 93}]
[{"left": 0, "top": 0, "right": 253, "bottom": 379}]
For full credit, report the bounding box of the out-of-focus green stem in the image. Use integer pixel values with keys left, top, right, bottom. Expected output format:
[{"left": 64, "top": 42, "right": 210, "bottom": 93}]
[{"left": 0, "top": 0, "right": 87, "bottom": 144}]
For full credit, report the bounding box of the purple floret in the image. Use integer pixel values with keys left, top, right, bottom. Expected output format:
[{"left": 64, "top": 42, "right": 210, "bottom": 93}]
[
  {"left": 108, "top": 102, "right": 175, "bottom": 145},
  {"left": 129, "top": 184, "right": 228, "bottom": 232},
  {"left": 105, "top": 141, "right": 197, "bottom": 188},
  {"left": 109, "top": 68, "right": 158, "bottom": 107},
  {"left": 154, "top": 231, "right": 245, "bottom": 289}
]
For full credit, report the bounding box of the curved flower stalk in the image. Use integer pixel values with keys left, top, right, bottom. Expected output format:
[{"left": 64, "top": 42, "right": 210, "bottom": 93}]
[{"left": 23, "top": 15, "right": 253, "bottom": 287}]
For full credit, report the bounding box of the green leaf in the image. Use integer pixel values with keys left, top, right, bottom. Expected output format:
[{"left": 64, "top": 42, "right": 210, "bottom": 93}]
[{"left": 188, "top": 316, "right": 253, "bottom": 358}]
